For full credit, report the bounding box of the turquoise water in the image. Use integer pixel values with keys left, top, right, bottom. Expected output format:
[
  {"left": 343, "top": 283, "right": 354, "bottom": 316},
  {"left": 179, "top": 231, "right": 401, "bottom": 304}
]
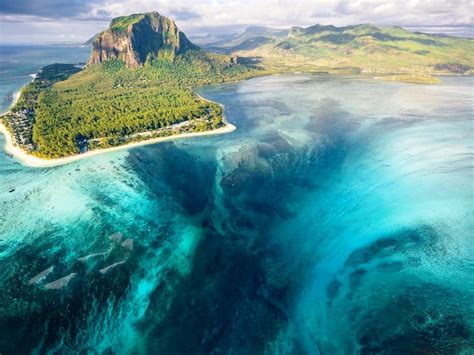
[{"left": 0, "top": 49, "right": 473, "bottom": 353}]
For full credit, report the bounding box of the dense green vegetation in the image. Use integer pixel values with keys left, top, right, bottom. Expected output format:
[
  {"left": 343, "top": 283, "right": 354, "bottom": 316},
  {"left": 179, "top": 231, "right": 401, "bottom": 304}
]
[
  {"left": 28, "top": 51, "right": 255, "bottom": 158},
  {"left": 1, "top": 64, "right": 81, "bottom": 150},
  {"left": 12, "top": 64, "right": 81, "bottom": 114}
]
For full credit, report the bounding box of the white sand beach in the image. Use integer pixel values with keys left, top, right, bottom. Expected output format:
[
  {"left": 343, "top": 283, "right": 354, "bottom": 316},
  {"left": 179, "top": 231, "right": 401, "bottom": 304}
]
[{"left": 0, "top": 122, "right": 235, "bottom": 168}]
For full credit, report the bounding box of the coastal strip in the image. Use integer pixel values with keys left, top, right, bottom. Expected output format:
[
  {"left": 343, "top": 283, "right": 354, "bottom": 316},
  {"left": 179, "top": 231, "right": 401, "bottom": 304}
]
[
  {"left": 1, "top": 122, "right": 235, "bottom": 168},
  {"left": 0, "top": 89, "right": 235, "bottom": 168}
]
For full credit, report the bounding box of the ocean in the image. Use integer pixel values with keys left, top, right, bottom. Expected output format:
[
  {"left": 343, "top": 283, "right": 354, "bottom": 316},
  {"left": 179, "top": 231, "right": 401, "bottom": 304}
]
[
  {"left": 0, "top": 45, "right": 473, "bottom": 354},
  {"left": 0, "top": 44, "right": 91, "bottom": 113}
]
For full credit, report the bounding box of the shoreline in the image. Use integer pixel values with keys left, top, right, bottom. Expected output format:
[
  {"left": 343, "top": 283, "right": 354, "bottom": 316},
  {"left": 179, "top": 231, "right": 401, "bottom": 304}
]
[
  {"left": 0, "top": 82, "right": 236, "bottom": 168},
  {"left": 0, "top": 121, "right": 235, "bottom": 168}
]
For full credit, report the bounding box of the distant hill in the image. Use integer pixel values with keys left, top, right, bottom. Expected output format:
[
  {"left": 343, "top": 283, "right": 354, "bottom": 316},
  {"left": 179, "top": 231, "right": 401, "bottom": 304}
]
[
  {"left": 199, "top": 26, "right": 290, "bottom": 53},
  {"left": 82, "top": 36, "right": 96, "bottom": 46},
  {"left": 209, "top": 23, "right": 474, "bottom": 75},
  {"left": 189, "top": 33, "right": 236, "bottom": 47},
  {"left": 235, "top": 26, "right": 290, "bottom": 41}
]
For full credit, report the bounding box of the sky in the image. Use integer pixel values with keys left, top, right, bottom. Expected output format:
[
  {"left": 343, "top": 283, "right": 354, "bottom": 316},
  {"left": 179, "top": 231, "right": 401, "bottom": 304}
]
[{"left": 0, "top": 0, "right": 473, "bottom": 44}]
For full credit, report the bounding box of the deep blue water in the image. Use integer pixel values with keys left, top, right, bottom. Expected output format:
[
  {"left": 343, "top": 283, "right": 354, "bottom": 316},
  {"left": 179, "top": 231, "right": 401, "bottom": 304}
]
[{"left": 0, "top": 46, "right": 473, "bottom": 354}]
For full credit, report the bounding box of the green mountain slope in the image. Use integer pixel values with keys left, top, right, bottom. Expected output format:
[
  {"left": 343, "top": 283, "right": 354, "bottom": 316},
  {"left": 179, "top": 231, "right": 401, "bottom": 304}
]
[
  {"left": 216, "top": 24, "right": 474, "bottom": 75},
  {"left": 2, "top": 12, "right": 256, "bottom": 158}
]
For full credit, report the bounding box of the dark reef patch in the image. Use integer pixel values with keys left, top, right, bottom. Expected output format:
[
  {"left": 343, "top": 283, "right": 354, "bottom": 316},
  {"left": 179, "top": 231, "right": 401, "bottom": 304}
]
[
  {"left": 357, "top": 284, "right": 473, "bottom": 354},
  {"left": 118, "top": 101, "right": 357, "bottom": 353},
  {"left": 141, "top": 227, "right": 292, "bottom": 354},
  {"left": 343, "top": 226, "right": 441, "bottom": 270},
  {"left": 127, "top": 142, "right": 216, "bottom": 215},
  {"left": 0, "top": 232, "right": 138, "bottom": 354},
  {"left": 324, "top": 225, "right": 474, "bottom": 354}
]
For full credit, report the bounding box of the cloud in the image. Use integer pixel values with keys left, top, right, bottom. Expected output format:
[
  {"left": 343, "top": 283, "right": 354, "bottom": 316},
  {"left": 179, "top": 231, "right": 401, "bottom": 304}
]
[
  {"left": 0, "top": 0, "right": 472, "bottom": 43},
  {"left": 168, "top": 8, "right": 201, "bottom": 21},
  {"left": 0, "top": 0, "right": 102, "bottom": 19}
]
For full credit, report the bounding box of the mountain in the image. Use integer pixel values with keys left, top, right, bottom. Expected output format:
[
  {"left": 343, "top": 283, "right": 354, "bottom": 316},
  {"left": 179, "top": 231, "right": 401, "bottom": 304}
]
[
  {"left": 88, "top": 12, "right": 197, "bottom": 67},
  {"left": 211, "top": 23, "right": 474, "bottom": 75}
]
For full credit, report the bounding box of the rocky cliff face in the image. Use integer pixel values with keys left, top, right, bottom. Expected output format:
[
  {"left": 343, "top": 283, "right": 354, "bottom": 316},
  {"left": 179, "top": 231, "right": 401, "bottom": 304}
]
[{"left": 87, "top": 12, "right": 197, "bottom": 67}]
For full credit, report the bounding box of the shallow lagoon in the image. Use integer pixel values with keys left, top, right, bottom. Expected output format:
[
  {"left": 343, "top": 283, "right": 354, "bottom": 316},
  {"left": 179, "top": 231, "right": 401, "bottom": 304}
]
[{"left": 0, "top": 73, "right": 473, "bottom": 354}]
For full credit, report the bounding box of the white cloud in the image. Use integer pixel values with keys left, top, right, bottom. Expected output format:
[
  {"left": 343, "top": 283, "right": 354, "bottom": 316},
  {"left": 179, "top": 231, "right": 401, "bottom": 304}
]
[{"left": 87, "top": 0, "right": 474, "bottom": 30}]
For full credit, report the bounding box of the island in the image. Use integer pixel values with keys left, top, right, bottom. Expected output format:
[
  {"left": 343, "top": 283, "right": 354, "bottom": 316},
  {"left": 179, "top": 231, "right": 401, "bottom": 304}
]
[{"left": 1, "top": 11, "right": 473, "bottom": 166}]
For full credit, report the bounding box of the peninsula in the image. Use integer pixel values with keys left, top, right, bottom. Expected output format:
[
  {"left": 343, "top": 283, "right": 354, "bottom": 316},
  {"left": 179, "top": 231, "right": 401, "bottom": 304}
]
[
  {"left": 1, "top": 11, "right": 473, "bottom": 166},
  {"left": 1, "top": 12, "right": 253, "bottom": 166}
]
